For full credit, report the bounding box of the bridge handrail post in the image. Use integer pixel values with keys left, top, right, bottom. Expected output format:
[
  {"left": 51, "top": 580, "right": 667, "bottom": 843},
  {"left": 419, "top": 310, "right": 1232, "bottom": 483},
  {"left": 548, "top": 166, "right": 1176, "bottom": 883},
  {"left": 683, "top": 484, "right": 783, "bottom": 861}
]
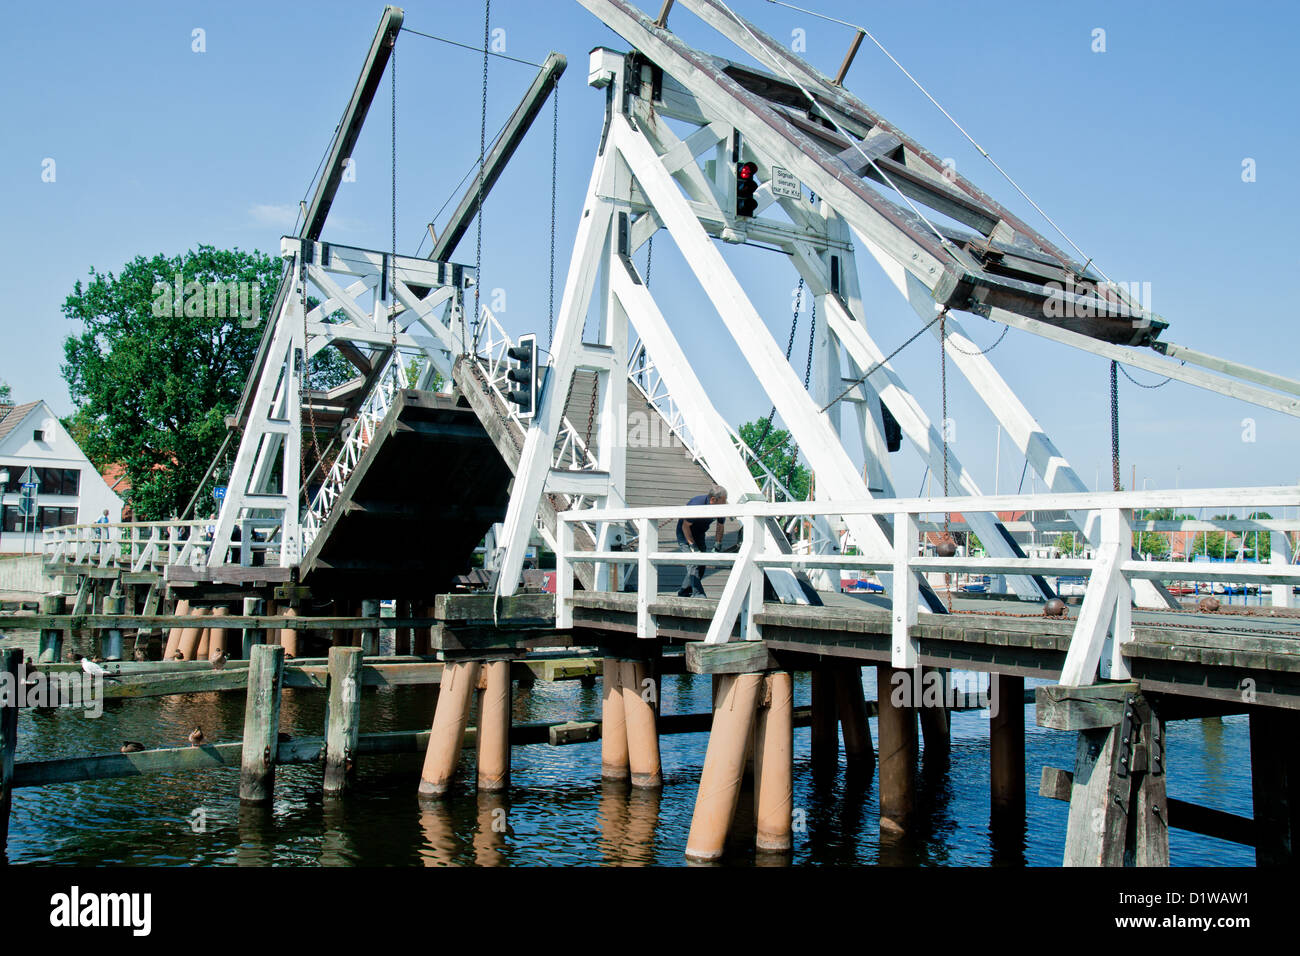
[
  {"left": 891, "top": 511, "right": 920, "bottom": 668},
  {"left": 636, "top": 517, "right": 658, "bottom": 639},
  {"left": 556, "top": 517, "right": 575, "bottom": 629}
]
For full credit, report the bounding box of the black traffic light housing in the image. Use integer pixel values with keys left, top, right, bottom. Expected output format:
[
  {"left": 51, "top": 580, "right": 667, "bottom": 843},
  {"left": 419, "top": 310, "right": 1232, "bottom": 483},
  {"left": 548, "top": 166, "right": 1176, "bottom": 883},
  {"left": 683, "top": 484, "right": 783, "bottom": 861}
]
[
  {"left": 735, "top": 161, "right": 758, "bottom": 217},
  {"left": 506, "top": 333, "right": 538, "bottom": 420}
]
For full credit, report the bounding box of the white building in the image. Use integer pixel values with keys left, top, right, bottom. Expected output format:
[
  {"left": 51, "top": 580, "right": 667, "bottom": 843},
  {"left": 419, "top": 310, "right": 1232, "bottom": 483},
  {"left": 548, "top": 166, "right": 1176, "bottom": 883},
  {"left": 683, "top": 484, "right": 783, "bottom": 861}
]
[{"left": 0, "top": 400, "right": 122, "bottom": 554}]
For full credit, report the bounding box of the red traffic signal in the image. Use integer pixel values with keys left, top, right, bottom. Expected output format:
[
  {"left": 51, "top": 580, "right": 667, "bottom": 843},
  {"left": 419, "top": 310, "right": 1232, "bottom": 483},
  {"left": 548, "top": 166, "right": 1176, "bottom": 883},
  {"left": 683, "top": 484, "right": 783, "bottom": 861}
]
[{"left": 736, "top": 162, "right": 759, "bottom": 217}]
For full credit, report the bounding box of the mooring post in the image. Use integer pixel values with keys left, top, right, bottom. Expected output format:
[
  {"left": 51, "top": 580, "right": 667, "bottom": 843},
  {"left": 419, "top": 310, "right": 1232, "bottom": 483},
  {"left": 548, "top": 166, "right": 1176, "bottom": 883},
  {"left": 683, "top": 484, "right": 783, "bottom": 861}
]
[
  {"left": 477, "top": 660, "right": 512, "bottom": 792},
  {"left": 685, "top": 673, "right": 762, "bottom": 862},
  {"left": 100, "top": 594, "right": 125, "bottom": 662},
  {"left": 1250, "top": 707, "right": 1298, "bottom": 866},
  {"left": 601, "top": 658, "right": 630, "bottom": 782},
  {"left": 360, "top": 599, "right": 380, "bottom": 656},
  {"left": 0, "top": 647, "right": 20, "bottom": 852},
  {"left": 810, "top": 665, "right": 839, "bottom": 773},
  {"left": 418, "top": 659, "right": 481, "bottom": 797},
  {"left": 241, "top": 597, "right": 265, "bottom": 660},
  {"left": 37, "top": 594, "right": 65, "bottom": 664},
  {"left": 834, "top": 664, "right": 874, "bottom": 771},
  {"left": 990, "top": 673, "right": 1025, "bottom": 825},
  {"left": 754, "top": 671, "right": 794, "bottom": 853},
  {"left": 163, "top": 597, "right": 190, "bottom": 660},
  {"left": 876, "top": 664, "right": 918, "bottom": 833},
  {"left": 239, "top": 643, "right": 286, "bottom": 804},
  {"left": 279, "top": 606, "right": 300, "bottom": 658},
  {"left": 207, "top": 605, "right": 230, "bottom": 659},
  {"left": 323, "top": 646, "right": 364, "bottom": 794},
  {"left": 621, "top": 659, "right": 662, "bottom": 789}
]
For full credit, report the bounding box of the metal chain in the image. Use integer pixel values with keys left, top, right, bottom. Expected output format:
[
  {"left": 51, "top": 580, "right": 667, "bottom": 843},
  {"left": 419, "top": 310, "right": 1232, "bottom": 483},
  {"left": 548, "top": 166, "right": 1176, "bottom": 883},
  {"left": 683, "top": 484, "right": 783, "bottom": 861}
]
[
  {"left": 754, "top": 278, "right": 805, "bottom": 451},
  {"left": 803, "top": 294, "right": 816, "bottom": 389},
  {"left": 584, "top": 371, "right": 597, "bottom": 454},
  {"left": 1118, "top": 362, "right": 1173, "bottom": 390},
  {"left": 471, "top": 0, "right": 490, "bottom": 352},
  {"left": 645, "top": 235, "right": 653, "bottom": 287},
  {"left": 548, "top": 85, "right": 558, "bottom": 351},
  {"left": 945, "top": 321, "right": 1008, "bottom": 356},
  {"left": 1110, "top": 360, "right": 1121, "bottom": 491},
  {"left": 821, "top": 310, "right": 944, "bottom": 413}
]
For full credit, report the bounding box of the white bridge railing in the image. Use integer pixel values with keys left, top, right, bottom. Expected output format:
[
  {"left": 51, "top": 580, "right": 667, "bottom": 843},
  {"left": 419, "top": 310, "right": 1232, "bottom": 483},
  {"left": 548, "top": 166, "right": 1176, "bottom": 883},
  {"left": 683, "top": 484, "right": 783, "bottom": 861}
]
[
  {"left": 555, "top": 486, "right": 1300, "bottom": 687},
  {"left": 300, "top": 351, "right": 410, "bottom": 553},
  {"left": 43, "top": 520, "right": 212, "bottom": 573}
]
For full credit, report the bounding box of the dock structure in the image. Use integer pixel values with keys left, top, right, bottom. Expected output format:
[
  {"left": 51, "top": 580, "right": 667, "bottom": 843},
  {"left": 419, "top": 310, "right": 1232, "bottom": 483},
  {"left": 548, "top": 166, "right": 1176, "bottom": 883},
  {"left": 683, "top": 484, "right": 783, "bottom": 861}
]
[{"left": 13, "top": 1, "right": 1300, "bottom": 868}]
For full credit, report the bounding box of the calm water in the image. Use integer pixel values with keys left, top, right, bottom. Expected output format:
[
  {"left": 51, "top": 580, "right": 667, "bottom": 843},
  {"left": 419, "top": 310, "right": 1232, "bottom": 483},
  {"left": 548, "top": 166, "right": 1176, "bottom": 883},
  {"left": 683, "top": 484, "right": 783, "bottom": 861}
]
[{"left": 1, "top": 640, "right": 1255, "bottom": 866}]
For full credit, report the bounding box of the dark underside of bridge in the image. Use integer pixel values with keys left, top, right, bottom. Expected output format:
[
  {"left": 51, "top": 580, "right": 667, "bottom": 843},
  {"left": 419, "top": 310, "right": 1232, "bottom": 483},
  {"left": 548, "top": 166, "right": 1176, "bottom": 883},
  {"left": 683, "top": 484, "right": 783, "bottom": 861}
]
[{"left": 298, "top": 390, "right": 511, "bottom": 598}]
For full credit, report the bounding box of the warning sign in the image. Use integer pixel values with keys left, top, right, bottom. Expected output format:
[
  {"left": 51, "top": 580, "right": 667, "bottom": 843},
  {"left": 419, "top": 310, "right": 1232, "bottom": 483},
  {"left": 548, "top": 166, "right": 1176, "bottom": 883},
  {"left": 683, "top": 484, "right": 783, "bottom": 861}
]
[{"left": 770, "top": 165, "right": 802, "bottom": 199}]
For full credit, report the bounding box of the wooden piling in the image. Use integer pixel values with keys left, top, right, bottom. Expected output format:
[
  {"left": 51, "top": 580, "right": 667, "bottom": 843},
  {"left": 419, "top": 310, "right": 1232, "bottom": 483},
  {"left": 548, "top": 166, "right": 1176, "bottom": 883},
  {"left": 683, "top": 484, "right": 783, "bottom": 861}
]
[
  {"left": 37, "top": 594, "right": 66, "bottom": 664},
  {"left": 206, "top": 606, "right": 230, "bottom": 658},
  {"left": 918, "top": 666, "right": 951, "bottom": 755},
  {"left": 418, "top": 660, "right": 481, "bottom": 797},
  {"left": 754, "top": 671, "right": 794, "bottom": 853},
  {"left": 685, "top": 673, "right": 761, "bottom": 863},
  {"left": 476, "top": 660, "right": 511, "bottom": 792},
  {"left": 1250, "top": 707, "right": 1298, "bottom": 866},
  {"left": 810, "top": 665, "right": 839, "bottom": 773},
  {"left": 601, "top": 658, "right": 630, "bottom": 782},
  {"left": 239, "top": 644, "right": 285, "bottom": 804},
  {"left": 279, "top": 606, "right": 300, "bottom": 658},
  {"left": 621, "top": 660, "right": 662, "bottom": 789},
  {"left": 176, "top": 607, "right": 209, "bottom": 661},
  {"left": 834, "top": 664, "right": 874, "bottom": 770},
  {"left": 323, "top": 646, "right": 364, "bottom": 794},
  {"left": 1, "top": 647, "right": 20, "bottom": 851},
  {"left": 876, "top": 665, "right": 918, "bottom": 833},
  {"left": 163, "top": 598, "right": 190, "bottom": 659},
  {"left": 990, "top": 673, "right": 1025, "bottom": 823},
  {"left": 394, "top": 599, "right": 412, "bottom": 656},
  {"left": 240, "top": 597, "right": 265, "bottom": 659},
  {"left": 100, "top": 595, "right": 125, "bottom": 661},
  {"left": 360, "top": 599, "right": 380, "bottom": 656}
]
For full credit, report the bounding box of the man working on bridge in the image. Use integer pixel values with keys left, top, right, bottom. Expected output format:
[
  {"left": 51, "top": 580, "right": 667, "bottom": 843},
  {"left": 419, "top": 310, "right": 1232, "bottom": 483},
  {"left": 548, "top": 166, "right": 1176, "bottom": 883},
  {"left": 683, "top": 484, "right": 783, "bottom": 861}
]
[{"left": 676, "top": 486, "right": 727, "bottom": 598}]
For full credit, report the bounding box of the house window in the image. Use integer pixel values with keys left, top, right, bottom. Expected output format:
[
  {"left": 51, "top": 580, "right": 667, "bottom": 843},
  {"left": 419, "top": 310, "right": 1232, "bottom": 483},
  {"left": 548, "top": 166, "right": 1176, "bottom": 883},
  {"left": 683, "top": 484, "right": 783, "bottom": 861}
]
[
  {"left": 0, "top": 466, "right": 78, "bottom": 496},
  {"left": 36, "top": 507, "right": 78, "bottom": 530},
  {"left": 33, "top": 430, "right": 45, "bottom": 442},
  {"left": 2, "top": 505, "right": 26, "bottom": 533}
]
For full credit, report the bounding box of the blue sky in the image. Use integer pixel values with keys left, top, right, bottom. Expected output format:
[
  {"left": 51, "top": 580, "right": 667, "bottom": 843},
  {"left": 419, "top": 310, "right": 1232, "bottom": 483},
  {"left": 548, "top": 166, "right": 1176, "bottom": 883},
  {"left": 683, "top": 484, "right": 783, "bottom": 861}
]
[{"left": 1, "top": 0, "right": 1297, "bottom": 502}]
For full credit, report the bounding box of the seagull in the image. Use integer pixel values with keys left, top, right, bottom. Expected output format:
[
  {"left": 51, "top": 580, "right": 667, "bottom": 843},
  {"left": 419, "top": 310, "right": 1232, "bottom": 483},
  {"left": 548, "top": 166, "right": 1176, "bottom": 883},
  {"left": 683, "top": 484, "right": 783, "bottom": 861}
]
[
  {"left": 80, "top": 657, "right": 120, "bottom": 681},
  {"left": 121, "top": 741, "right": 145, "bottom": 753},
  {"left": 188, "top": 727, "right": 205, "bottom": 747},
  {"left": 209, "top": 648, "right": 228, "bottom": 671}
]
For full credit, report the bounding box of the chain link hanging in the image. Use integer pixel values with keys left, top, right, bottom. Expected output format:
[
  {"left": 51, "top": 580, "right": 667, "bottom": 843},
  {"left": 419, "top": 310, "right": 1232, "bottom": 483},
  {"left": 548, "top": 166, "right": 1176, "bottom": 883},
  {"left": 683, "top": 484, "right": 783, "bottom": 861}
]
[
  {"left": 1110, "top": 360, "right": 1121, "bottom": 491},
  {"left": 753, "top": 277, "right": 805, "bottom": 453}
]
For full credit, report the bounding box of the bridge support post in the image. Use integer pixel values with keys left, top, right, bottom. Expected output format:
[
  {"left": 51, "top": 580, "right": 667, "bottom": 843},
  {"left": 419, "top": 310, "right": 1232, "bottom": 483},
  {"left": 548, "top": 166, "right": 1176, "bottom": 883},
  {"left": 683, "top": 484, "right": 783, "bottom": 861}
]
[
  {"left": 177, "top": 607, "right": 208, "bottom": 661},
  {"left": 834, "top": 664, "right": 875, "bottom": 772},
  {"left": 621, "top": 660, "right": 662, "bottom": 789},
  {"left": 876, "top": 665, "right": 918, "bottom": 833},
  {"left": 278, "top": 606, "right": 300, "bottom": 659},
  {"left": 601, "top": 659, "right": 630, "bottom": 782},
  {"left": 755, "top": 671, "right": 794, "bottom": 853},
  {"left": 38, "top": 594, "right": 65, "bottom": 664},
  {"left": 323, "top": 646, "right": 363, "bottom": 794},
  {"left": 207, "top": 605, "right": 230, "bottom": 661},
  {"left": 686, "top": 673, "right": 762, "bottom": 863},
  {"left": 240, "top": 644, "right": 285, "bottom": 804},
  {"left": 476, "top": 660, "right": 511, "bottom": 792},
  {"left": 418, "top": 659, "right": 481, "bottom": 797},
  {"left": 163, "top": 598, "right": 189, "bottom": 660},
  {"left": 100, "top": 595, "right": 125, "bottom": 661},
  {"left": 918, "top": 666, "right": 951, "bottom": 755},
  {"left": 1250, "top": 707, "right": 1299, "bottom": 865},
  {"left": 360, "top": 599, "right": 380, "bottom": 656},
  {"left": 240, "top": 597, "right": 265, "bottom": 659},
  {"left": 394, "top": 599, "right": 412, "bottom": 656},
  {"left": 990, "top": 674, "right": 1025, "bottom": 831},
  {"left": 1038, "top": 682, "right": 1168, "bottom": 865},
  {"left": 810, "top": 665, "right": 839, "bottom": 773}
]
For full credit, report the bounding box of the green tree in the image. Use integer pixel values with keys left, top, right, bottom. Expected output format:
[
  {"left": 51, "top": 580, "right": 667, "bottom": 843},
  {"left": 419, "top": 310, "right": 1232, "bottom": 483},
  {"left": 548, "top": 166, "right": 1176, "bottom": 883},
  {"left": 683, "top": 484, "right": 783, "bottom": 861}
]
[
  {"left": 0, "top": 381, "right": 11, "bottom": 403},
  {"left": 737, "top": 418, "right": 811, "bottom": 500},
  {"left": 1055, "top": 531, "right": 1086, "bottom": 556},
  {"left": 1191, "top": 515, "right": 1239, "bottom": 561},
  {"left": 61, "top": 245, "right": 280, "bottom": 519}
]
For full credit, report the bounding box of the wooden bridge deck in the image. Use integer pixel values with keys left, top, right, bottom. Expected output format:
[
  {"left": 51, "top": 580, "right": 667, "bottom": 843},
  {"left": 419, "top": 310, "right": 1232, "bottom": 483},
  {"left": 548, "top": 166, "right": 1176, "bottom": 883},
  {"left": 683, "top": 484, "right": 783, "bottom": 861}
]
[{"left": 568, "top": 591, "right": 1300, "bottom": 711}]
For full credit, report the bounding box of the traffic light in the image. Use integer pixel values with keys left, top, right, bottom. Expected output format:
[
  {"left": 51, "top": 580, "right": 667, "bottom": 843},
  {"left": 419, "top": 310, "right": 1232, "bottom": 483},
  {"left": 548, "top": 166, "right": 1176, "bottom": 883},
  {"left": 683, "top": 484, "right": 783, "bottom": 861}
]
[
  {"left": 735, "top": 161, "right": 758, "bottom": 217},
  {"left": 506, "top": 333, "right": 538, "bottom": 419}
]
